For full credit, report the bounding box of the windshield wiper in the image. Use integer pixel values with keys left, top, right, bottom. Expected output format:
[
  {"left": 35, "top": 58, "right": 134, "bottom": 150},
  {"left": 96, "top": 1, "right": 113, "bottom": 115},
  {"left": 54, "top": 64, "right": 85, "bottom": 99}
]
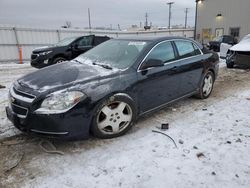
[{"left": 92, "top": 62, "right": 113, "bottom": 70}]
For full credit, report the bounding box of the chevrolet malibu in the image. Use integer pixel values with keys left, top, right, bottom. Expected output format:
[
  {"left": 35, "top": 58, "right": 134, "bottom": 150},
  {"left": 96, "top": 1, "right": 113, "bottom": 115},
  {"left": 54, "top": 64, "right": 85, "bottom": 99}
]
[{"left": 6, "top": 37, "right": 219, "bottom": 139}]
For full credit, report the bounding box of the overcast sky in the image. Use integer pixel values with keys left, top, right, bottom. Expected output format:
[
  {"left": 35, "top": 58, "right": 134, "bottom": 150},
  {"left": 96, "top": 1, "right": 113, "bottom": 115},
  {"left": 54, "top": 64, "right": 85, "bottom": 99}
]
[{"left": 0, "top": 0, "right": 196, "bottom": 29}]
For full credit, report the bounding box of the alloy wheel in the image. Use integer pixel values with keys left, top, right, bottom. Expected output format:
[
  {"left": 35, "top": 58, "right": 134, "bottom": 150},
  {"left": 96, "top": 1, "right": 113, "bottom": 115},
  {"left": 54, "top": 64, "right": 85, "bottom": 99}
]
[
  {"left": 97, "top": 101, "right": 132, "bottom": 135},
  {"left": 203, "top": 74, "right": 213, "bottom": 97}
]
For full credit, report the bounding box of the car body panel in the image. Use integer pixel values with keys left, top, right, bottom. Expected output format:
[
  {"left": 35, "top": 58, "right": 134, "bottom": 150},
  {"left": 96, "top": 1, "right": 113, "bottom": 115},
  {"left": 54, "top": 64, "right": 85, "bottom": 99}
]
[{"left": 226, "top": 34, "right": 250, "bottom": 67}]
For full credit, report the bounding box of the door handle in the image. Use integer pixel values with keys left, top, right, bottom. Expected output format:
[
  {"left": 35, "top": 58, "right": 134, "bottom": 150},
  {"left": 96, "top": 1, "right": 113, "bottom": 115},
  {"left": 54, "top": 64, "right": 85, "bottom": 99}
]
[{"left": 170, "top": 66, "right": 178, "bottom": 71}]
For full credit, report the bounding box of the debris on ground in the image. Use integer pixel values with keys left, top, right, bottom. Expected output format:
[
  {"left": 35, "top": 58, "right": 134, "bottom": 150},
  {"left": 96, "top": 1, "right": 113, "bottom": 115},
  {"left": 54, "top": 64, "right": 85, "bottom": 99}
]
[
  {"left": 211, "top": 172, "right": 216, "bottom": 176},
  {"left": 161, "top": 123, "right": 169, "bottom": 130},
  {"left": 193, "top": 146, "right": 198, "bottom": 150},
  {"left": 196, "top": 152, "right": 205, "bottom": 159},
  {"left": 0, "top": 84, "right": 6, "bottom": 89},
  {"left": 246, "top": 97, "right": 250, "bottom": 100},
  {"left": 39, "top": 140, "right": 64, "bottom": 155},
  {"left": 178, "top": 139, "right": 184, "bottom": 144},
  {"left": 3, "top": 151, "right": 24, "bottom": 173},
  {"left": 226, "top": 141, "right": 232, "bottom": 144},
  {"left": 152, "top": 130, "right": 177, "bottom": 148},
  {"left": 236, "top": 138, "right": 242, "bottom": 143}
]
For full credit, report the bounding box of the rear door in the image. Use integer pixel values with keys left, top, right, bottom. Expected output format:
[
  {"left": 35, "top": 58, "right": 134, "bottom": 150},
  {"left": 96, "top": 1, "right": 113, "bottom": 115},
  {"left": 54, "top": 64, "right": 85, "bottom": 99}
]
[{"left": 173, "top": 40, "right": 204, "bottom": 95}]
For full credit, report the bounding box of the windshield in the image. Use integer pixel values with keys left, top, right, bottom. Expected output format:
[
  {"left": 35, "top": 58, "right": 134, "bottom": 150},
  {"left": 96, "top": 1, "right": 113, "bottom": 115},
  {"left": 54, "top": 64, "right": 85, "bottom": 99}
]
[
  {"left": 55, "top": 36, "right": 78, "bottom": 46},
  {"left": 76, "top": 39, "right": 149, "bottom": 69},
  {"left": 214, "top": 36, "right": 223, "bottom": 42}
]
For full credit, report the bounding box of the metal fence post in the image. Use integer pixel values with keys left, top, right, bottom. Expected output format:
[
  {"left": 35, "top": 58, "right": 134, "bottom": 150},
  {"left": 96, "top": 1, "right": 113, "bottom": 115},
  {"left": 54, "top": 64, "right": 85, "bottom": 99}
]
[
  {"left": 13, "top": 27, "right": 22, "bottom": 63},
  {"left": 56, "top": 30, "right": 61, "bottom": 42}
]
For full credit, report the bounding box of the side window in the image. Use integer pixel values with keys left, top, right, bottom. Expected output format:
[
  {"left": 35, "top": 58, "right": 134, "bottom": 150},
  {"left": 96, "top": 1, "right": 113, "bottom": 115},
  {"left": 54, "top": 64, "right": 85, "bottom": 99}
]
[
  {"left": 77, "top": 36, "right": 93, "bottom": 47},
  {"left": 93, "top": 37, "right": 106, "bottom": 46},
  {"left": 223, "top": 36, "right": 234, "bottom": 44},
  {"left": 145, "top": 41, "right": 176, "bottom": 63},
  {"left": 175, "top": 41, "right": 201, "bottom": 58}
]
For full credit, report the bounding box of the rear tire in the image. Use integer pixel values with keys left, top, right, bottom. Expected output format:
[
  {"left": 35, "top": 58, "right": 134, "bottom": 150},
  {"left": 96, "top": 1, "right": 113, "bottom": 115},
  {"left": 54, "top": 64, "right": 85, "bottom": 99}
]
[
  {"left": 91, "top": 95, "right": 136, "bottom": 139},
  {"left": 195, "top": 71, "right": 214, "bottom": 99}
]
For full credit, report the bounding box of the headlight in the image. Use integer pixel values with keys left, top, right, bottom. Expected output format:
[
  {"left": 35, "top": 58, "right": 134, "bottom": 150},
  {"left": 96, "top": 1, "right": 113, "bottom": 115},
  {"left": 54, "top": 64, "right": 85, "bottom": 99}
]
[
  {"left": 39, "top": 51, "right": 52, "bottom": 56},
  {"left": 35, "top": 90, "right": 86, "bottom": 114}
]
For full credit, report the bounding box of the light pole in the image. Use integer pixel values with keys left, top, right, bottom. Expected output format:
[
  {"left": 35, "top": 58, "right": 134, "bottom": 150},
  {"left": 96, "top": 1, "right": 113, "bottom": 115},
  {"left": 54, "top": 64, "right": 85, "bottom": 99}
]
[
  {"left": 194, "top": 0, "right": 203, "bottom": 40},
  {"left": 167, "top": 2, "right": 174, "bottom": 29}
]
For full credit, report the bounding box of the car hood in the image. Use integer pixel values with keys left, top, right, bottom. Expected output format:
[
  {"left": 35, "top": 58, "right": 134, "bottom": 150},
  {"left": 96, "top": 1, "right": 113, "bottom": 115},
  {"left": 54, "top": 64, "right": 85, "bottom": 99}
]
[
  {"left": 17, "top": 60, "right": 119, "bottom": 93},
  {"left": 32, "top": 45, "right": 63, "bottom": 53},
  {"left": 230, "top": 41, "right": 250, "bottom": 52}
]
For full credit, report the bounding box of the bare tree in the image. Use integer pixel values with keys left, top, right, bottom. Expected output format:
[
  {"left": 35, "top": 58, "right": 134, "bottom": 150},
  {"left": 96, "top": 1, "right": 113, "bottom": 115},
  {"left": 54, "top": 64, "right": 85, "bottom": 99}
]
[{"left": 61, "top": 21, "right": 72, "bottom": 28}]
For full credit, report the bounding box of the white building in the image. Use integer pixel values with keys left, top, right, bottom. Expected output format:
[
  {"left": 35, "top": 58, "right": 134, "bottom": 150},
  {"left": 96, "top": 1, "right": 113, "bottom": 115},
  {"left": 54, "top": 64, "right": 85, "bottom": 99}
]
[{"left": 196, "top": 0, "right": 250, "bottom": 44}]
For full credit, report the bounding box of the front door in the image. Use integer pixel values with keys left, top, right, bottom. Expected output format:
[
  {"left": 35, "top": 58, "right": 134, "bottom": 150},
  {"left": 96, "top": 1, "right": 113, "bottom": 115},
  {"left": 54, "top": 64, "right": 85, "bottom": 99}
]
[{"left": 136, "top": 41, "right": 182, "bottom": 113}]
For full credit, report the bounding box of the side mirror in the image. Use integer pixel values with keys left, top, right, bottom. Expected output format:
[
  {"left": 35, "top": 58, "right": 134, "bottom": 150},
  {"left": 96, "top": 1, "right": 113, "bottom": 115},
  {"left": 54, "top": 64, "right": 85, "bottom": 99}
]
[{"left": 140, "top": 59, "right": 164, "bottom": 70}]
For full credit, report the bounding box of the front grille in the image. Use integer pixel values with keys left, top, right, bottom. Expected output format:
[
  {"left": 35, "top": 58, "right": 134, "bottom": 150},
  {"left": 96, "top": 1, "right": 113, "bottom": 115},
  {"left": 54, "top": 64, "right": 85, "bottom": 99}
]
[
  {"left": 12, "top": 103, "right": 28, "bottom": 118},
  {"left": 13, "top": 87, "right": 36, "bottom": 100},
  {"left": 10, "top": 86, "right": 36, "bottom": 104},
  {"left": 9, "top": 86, "right": 36, "bottom": 118},
  {"left": 31, "top": 54, "right": 38, "bottom": 60}
]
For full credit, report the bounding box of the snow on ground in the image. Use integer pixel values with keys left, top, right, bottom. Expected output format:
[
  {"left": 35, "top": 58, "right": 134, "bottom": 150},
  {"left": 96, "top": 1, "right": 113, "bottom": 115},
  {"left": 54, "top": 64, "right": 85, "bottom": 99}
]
[
  {"left": 0, "top": 61, "right": 250, "bottom": 188},
  {"left": 0, "top": 63, "right": 35, "bottom": 139}
]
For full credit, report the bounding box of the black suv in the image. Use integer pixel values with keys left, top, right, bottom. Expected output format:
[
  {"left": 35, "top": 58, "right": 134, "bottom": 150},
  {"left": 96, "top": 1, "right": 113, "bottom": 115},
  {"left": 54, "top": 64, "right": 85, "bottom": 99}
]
[
  {"left": 207, "top": 35, "right": 237, "bottom": 52},
  {"left": 31, "top": 35, "right": 110, "bottom": 68}
]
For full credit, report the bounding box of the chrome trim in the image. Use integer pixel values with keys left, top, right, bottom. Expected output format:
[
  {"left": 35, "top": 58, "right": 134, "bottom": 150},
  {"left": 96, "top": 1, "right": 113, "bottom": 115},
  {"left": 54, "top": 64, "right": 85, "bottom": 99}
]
[
  {"left": 137, "top": 39, "right": 204, "bottom": 72},
  {"left": 10, "top": 86, "right": 36, "bottom": 103},
  {"left": 30, "top": 129, "right": 69, "bottom": 135},
  {"left": 11, "top": 103, "right": 29, "bottom": 118},
  {"left": 139, "top": 90, "right": 198, "bottom": 116}
]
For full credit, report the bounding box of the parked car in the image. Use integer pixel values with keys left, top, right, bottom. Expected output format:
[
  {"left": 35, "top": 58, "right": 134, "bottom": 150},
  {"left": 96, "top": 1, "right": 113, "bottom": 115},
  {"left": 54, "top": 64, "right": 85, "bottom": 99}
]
[
  {"left": 30, "top": 35, "right": 110, "bottom": 68},
  {"left": 207, "top": 35, "right": 237, "bottom": 52},
  {"left": 226, "top": 34, "right": 250, "bottom": 68},
  {"left": 6, "top": 37, "right": 219, "bottom": 140}
]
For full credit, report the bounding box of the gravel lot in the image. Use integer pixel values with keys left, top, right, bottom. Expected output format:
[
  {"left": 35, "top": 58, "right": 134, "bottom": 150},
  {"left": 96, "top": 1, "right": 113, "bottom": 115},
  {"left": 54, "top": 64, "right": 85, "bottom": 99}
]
[{"left": 0, "top": 61, "right": 250, "bottom": 188}]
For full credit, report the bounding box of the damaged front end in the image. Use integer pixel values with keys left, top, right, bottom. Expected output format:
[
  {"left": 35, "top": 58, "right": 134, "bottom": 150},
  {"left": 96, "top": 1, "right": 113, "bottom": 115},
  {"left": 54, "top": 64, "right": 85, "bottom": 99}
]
[{"left": 226, "top": 50, "right": 250, "bottom": 68}]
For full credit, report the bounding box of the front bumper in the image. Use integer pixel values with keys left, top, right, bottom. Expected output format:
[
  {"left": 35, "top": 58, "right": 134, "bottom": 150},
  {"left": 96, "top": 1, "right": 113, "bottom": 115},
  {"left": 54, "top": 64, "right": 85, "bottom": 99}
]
[
  {"left": 30, "top": 54, "right": 50, "bottom": 68},
  {"left": 6, "top": 102, "right": 92, "bottom": 140}
]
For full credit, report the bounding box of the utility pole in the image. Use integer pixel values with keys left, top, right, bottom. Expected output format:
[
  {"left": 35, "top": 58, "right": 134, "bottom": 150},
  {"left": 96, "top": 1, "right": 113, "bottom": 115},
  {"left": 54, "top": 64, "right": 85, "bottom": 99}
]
[
  {"left": 118, "top": 24, "right": 121, "bottom": 31},
  {"left": 184, "top": 8, "right": 189, "bottom": 29},
  {"left": 167, "top": 2, "right": 174, "bottom": 29},
  {"left": 88, "top": 8, "right": 91, "bottom": 30},
  {"left": 145, "top": 12, "right": 148, "bottom": 27}
]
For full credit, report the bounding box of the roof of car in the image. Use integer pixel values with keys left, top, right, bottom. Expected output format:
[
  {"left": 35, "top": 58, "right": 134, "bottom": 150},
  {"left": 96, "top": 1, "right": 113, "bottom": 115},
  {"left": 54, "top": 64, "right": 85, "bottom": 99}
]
[
  {"left": 114, "top": 36, "right": 190, "bottom": 42},
  {"left": 113, "top": 36, "right": 203, "bottom": 48}
]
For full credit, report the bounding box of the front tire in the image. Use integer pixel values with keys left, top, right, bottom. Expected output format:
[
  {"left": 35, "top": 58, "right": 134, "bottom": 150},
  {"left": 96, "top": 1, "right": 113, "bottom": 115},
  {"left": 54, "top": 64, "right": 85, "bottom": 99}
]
[
  {"left": 91, "top": 95, "right": 136, "bottom": 139},
  {"left": 52, "top": 57, "right": 66, "bottom": 64},
  {"left": 196, "top": 71, "right": 214, "bottom": 99},
  {"left": 226, "top": 61, "right": 234, "bottom": 68}
]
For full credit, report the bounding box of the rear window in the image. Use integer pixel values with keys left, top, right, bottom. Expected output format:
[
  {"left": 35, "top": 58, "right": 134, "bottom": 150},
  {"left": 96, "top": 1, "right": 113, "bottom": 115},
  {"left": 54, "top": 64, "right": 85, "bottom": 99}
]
[{"left": 175, "top": 41, "right": 201, "bottom": 59}]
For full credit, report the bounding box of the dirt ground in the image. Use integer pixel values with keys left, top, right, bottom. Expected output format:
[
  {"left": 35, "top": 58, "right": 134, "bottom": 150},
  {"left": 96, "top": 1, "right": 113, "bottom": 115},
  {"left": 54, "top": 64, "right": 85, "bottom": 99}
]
[{"left": 0, "top": 62, "right": 250, "bottom": 188}]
